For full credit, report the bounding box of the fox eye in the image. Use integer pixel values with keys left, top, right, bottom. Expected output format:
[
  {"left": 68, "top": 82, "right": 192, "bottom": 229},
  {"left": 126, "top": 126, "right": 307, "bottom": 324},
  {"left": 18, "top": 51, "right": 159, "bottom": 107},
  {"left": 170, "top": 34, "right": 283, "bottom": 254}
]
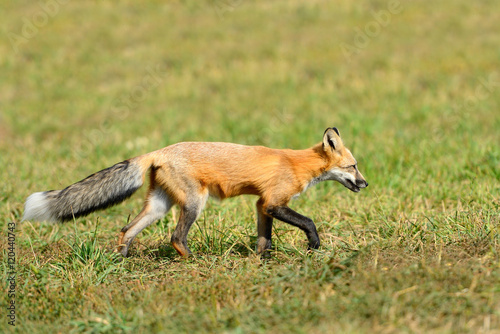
[{"left": 343, "top": 165, "right": 356, "bottom": 171}]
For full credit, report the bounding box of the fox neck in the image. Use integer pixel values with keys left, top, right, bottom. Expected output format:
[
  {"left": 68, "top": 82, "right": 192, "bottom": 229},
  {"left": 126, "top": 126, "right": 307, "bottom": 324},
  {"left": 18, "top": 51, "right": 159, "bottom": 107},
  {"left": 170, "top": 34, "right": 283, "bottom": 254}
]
[{"left": 289, "top": 143, "right": 332, "bottom": 186}]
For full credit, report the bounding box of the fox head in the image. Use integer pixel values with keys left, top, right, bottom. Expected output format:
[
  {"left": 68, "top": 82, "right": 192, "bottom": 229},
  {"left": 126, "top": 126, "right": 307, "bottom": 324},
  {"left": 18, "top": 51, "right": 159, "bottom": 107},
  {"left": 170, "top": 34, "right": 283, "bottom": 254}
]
[{"left": 321, "top": 127, "right": 368, "bottom": 192}]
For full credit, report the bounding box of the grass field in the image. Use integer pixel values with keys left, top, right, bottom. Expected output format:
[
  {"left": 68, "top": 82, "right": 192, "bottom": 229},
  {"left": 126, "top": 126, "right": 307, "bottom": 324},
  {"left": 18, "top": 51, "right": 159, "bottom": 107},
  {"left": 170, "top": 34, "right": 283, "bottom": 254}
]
[{"left": 1, "top": 0, "right": 499, "bottom": 332}]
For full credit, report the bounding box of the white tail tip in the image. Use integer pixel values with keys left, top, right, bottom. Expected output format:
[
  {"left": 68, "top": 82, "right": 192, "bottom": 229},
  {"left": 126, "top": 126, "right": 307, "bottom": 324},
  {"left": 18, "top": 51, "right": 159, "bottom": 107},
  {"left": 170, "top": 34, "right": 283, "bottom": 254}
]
[{"left": 22, "top": 192, "right": 57, "bottom": 222}]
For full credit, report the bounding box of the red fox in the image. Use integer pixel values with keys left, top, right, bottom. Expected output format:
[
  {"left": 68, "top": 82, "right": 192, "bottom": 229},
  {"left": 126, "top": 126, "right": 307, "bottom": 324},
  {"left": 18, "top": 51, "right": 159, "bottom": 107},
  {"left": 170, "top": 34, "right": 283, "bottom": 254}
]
[{"left": 23, "top": 127, "right": 368, "bottom": 257}]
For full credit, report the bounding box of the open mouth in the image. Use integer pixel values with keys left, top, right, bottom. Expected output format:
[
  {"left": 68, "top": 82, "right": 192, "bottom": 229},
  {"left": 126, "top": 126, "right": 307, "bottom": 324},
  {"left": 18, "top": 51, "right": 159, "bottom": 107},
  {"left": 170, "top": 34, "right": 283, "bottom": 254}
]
[{"left": 344, "top": 180, "right": 360, "bottom": 192}]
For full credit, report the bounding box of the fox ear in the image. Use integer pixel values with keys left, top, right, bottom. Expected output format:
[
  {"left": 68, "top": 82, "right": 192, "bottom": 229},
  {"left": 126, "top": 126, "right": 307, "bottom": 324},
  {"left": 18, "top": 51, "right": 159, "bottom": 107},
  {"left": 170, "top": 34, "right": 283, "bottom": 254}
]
[{"left": 323, "top": 127, "right": 343, "bottom": 152}]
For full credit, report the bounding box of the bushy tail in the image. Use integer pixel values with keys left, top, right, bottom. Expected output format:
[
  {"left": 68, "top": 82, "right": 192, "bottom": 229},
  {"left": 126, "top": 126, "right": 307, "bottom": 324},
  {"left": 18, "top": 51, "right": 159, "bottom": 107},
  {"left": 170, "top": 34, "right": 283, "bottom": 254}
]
[{"left": 23, "top": 156, "right": 153, "bottom": 222}]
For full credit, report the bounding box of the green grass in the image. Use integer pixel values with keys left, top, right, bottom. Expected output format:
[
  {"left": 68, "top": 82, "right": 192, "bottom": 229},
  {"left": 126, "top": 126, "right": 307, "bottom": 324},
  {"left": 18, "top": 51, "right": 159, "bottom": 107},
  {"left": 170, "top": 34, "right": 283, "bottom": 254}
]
[{"left": 1, "top": 0, "right": 499, "bottom": 332}]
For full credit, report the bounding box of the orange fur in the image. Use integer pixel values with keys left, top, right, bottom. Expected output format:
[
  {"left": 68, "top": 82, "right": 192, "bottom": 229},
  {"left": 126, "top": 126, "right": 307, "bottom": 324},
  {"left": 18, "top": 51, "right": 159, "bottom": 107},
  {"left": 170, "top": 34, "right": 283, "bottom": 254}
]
[{"left": 136, "top": 136, "right": 359, "bottom": 209}]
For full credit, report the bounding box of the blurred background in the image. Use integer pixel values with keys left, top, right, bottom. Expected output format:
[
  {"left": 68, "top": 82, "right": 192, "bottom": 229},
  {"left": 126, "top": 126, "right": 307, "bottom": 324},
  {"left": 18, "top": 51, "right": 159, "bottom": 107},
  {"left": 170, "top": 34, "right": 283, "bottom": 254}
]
[
  {"left": 0, "top": 0, "right": 499, "bottom": 332},
  {"left": 2, "top": 0, "right": 498, "bottom": 214}
]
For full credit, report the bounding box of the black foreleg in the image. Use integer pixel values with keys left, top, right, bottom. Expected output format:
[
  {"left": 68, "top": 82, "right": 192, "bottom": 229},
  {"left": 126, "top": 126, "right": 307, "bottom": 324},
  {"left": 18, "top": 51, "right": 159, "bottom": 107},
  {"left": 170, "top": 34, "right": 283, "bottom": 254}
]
[{"left": 265, "top": 206, "right": 320, "bottom": 249}]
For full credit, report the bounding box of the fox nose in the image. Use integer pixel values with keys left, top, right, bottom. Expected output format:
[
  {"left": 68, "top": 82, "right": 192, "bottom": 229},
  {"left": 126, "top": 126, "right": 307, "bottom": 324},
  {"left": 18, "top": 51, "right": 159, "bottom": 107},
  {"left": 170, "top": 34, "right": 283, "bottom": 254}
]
[{"left": 356, "top": 180, "right": 368, "bottom": 188}]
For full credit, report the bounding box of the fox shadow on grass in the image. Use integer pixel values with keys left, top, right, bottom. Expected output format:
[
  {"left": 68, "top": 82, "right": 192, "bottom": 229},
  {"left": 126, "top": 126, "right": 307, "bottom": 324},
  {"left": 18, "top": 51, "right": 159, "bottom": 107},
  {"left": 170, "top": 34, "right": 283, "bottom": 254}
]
[{"left": 131, "top": 235, "right": 258, "bottom": 260}]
